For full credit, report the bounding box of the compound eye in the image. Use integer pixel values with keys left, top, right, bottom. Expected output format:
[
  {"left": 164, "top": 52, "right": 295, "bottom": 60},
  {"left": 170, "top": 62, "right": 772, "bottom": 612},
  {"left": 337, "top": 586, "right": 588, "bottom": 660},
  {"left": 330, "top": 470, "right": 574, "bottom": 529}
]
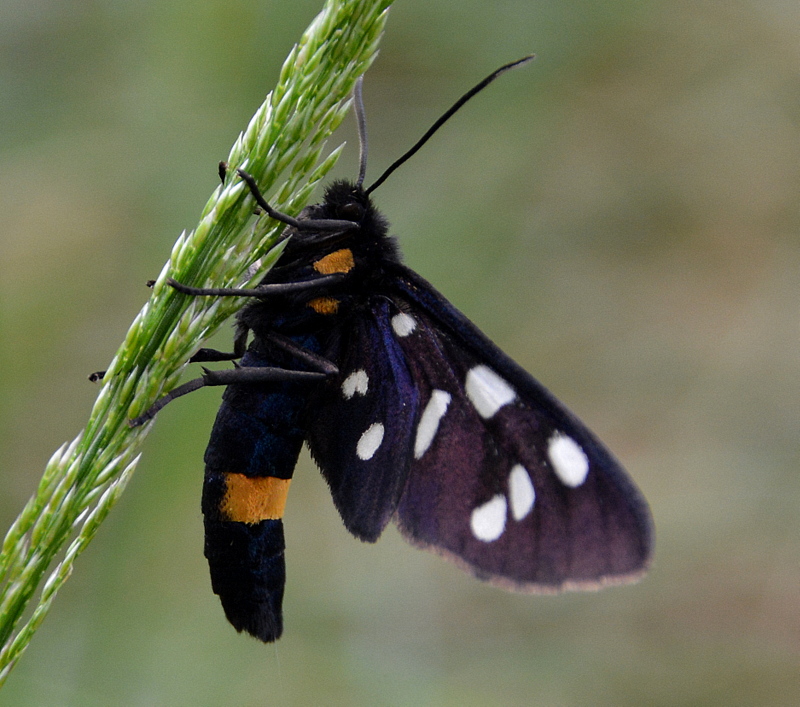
[{"left": 339, "top": 202, "right": 364, "bottom": 221}]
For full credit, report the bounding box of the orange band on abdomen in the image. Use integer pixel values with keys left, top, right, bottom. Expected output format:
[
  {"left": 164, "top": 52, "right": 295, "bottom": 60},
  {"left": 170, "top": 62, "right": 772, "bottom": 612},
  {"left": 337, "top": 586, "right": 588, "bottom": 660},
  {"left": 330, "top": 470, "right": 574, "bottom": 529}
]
[{"left": 221, "top": 473, "right": 291, "bottom": 523}]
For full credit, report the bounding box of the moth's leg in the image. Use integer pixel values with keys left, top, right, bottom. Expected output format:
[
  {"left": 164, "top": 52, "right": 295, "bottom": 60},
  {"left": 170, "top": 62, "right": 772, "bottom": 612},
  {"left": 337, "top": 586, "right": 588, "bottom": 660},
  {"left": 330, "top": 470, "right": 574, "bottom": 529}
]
[
  {"left": 188, "top": 322, "right": 249, "bottom": 363},
  {"left": 130, "top": 328, "right": 338, "bottom": 427},
  {"left": 260, "top": 330, "right": 339, "bottom": 376},
  {"left": 186, "top": 329, "right": 336, "bottom": 386},
  {"left": 219, "top": 160, "right": 266, "bottom": 215},
  {"left": 172, "top": 272, "right": 346, "bottom": 369},
  {"left": 190, "top": 327, "right": 338, "bottom": 378},
  {"left": 129, "top": 363, "right": 333, "bottom": 428},
  {"left": 92, "top": 311, "right": 249, "bottom": 388},
  {"left": 236, "top": 169, "right": 358, "bottom": 233},
  {"left": 94, "top": 262, "right": 342, "bottom": 382},
  {"left": 187, "top": 349, "right": 238, "bottom": 363},
  {"left": 163, "top": 272, "right": 346, "bottom": 360},
  {"left": 166, "top": 273, "right": 346, "bottom": 299}
]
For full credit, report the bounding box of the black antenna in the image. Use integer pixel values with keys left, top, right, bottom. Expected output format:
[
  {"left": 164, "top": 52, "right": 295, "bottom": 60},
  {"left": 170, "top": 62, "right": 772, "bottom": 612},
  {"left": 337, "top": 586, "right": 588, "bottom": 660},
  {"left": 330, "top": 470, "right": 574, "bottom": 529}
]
[
  {"left": 354, "top": 77, "right": 369, "bottom": 189},
  {"left": 364, "top": 55, "right": 535, "bottom": 195}
]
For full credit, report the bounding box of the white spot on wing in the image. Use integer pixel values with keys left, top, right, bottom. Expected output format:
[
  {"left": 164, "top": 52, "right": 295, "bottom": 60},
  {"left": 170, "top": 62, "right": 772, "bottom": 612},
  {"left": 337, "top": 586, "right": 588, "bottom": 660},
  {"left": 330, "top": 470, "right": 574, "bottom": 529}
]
[
  {"left": 342, "top": 369, "right": 369, "bottom": 399},
  {"left": 357, "top": 423, "right": 384, "bottom": 461},
  {"left": 414, "top": 389, "right": 451, "bottom": 459},
  {"left": 391, "top": 312, "right": 416, "bottom": 337},
  {"left": 470, "top": 495, "right": 507, "bottom": 542},
  {"left": 548, "top": 433, "right": 589, "bottom": 487},
  {"left": 508, "top": 464, "right": 535, "bottom": 521},
  {"left": 465, "top": 365, "right": 516, "bottom": 419}
]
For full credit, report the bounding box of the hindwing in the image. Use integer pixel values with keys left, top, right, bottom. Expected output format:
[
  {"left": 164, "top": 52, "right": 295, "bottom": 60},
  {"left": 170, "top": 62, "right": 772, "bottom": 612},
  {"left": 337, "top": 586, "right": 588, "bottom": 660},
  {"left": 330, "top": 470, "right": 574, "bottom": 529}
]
[{"left": 305, "top": 299, "right": 419, "bottom": 542}]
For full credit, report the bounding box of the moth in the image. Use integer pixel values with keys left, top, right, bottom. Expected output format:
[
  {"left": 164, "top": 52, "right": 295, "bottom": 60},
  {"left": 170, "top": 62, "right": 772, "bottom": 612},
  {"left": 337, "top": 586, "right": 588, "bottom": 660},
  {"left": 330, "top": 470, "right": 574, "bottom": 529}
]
[{"left": 130, "top": 57, "right": 653, "bottom": 642}]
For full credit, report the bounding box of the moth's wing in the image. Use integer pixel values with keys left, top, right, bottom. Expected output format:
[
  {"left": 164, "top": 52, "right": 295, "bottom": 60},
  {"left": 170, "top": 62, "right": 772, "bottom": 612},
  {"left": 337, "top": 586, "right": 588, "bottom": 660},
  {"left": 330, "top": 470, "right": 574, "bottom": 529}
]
[
  {"left": 386, "top": 264, "right": 653, "bottom": 590},
  {"left": 305, "top": 299, "right": 419, "bottom": 542}
]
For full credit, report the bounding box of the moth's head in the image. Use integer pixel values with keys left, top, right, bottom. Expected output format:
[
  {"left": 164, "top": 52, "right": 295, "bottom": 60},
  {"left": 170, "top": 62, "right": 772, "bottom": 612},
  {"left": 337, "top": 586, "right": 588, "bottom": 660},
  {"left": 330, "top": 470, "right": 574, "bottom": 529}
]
[
  {"left": 314, "top": 178, "right": 388, "bottom": 244},
  {"left": 322, "top": 179, "right": 370, "bottom": 222},
  {"left": 283, "top": 178, "right": 388, "bottom": 257}
]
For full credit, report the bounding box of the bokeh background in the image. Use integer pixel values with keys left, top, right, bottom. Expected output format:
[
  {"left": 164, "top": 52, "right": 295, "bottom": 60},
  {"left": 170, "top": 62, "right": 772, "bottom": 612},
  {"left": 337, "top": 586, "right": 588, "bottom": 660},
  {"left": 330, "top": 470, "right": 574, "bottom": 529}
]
[{"left": 1, "top": 1, "right": 798, "bottom": 704}]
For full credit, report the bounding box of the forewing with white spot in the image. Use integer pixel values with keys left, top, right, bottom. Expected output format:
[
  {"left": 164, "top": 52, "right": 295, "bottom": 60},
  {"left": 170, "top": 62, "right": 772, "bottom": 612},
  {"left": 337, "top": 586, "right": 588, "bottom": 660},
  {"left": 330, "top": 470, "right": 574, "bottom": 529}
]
[{"left": 385, "top": 265, "right": 653, "bottom": 591}]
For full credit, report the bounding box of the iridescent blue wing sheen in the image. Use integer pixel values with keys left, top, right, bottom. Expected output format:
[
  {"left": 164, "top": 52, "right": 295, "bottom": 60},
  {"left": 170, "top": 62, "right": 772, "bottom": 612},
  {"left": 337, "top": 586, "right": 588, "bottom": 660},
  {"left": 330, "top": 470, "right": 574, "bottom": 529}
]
[
  {"left": 384, "top": 264, "right": 653, "bottom": 590},
  {"left": 305, "top": 299, "right": 420, "bottom": 542}
]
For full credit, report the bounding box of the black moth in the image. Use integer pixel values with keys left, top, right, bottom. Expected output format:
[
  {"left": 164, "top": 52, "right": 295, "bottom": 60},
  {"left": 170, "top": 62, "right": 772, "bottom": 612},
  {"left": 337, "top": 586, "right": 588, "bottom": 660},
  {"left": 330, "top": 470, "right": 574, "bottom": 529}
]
[{"left": 131, "top": 57, "right": 653, "bottom": 642}]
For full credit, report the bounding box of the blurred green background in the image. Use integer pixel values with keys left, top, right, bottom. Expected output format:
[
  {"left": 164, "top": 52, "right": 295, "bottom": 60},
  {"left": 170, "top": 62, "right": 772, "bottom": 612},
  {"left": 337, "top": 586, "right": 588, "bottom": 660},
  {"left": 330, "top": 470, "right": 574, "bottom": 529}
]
[{"left": 1, "top": 1, "right": 798, "bottom": 704}]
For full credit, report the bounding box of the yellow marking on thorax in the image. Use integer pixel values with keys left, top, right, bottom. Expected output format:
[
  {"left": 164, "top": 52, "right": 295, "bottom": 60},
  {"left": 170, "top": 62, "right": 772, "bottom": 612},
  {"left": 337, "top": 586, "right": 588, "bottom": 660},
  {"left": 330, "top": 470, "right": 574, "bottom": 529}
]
[
  {"left": 221, "top": 473, "right": 291, "bottom": 523},
  {"left": 307, "top": 296, "right": 340, "bottom": 315},
  {"left": 313, "top": 248, "right": 355, "bottom": 275}
]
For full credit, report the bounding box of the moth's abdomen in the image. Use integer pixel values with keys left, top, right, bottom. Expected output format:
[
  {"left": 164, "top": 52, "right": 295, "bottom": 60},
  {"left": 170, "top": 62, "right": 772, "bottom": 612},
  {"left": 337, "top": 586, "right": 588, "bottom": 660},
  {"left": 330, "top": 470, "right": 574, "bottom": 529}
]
[
  {"left": 203, "top": 514, "right": 286, "bottom": 642},
  {"left": 201, "top": 347, "right": 313, "bottom": 642},
  {"left": 202, "top": 357, "right": 310, "bottom": 481}
]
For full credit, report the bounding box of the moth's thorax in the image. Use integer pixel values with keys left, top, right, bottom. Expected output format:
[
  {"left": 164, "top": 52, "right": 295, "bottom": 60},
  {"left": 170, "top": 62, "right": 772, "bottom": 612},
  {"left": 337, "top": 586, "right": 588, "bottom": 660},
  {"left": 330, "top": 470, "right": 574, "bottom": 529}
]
[{"left": 238, "top": 183, "right": 400, "bottom": 340}]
